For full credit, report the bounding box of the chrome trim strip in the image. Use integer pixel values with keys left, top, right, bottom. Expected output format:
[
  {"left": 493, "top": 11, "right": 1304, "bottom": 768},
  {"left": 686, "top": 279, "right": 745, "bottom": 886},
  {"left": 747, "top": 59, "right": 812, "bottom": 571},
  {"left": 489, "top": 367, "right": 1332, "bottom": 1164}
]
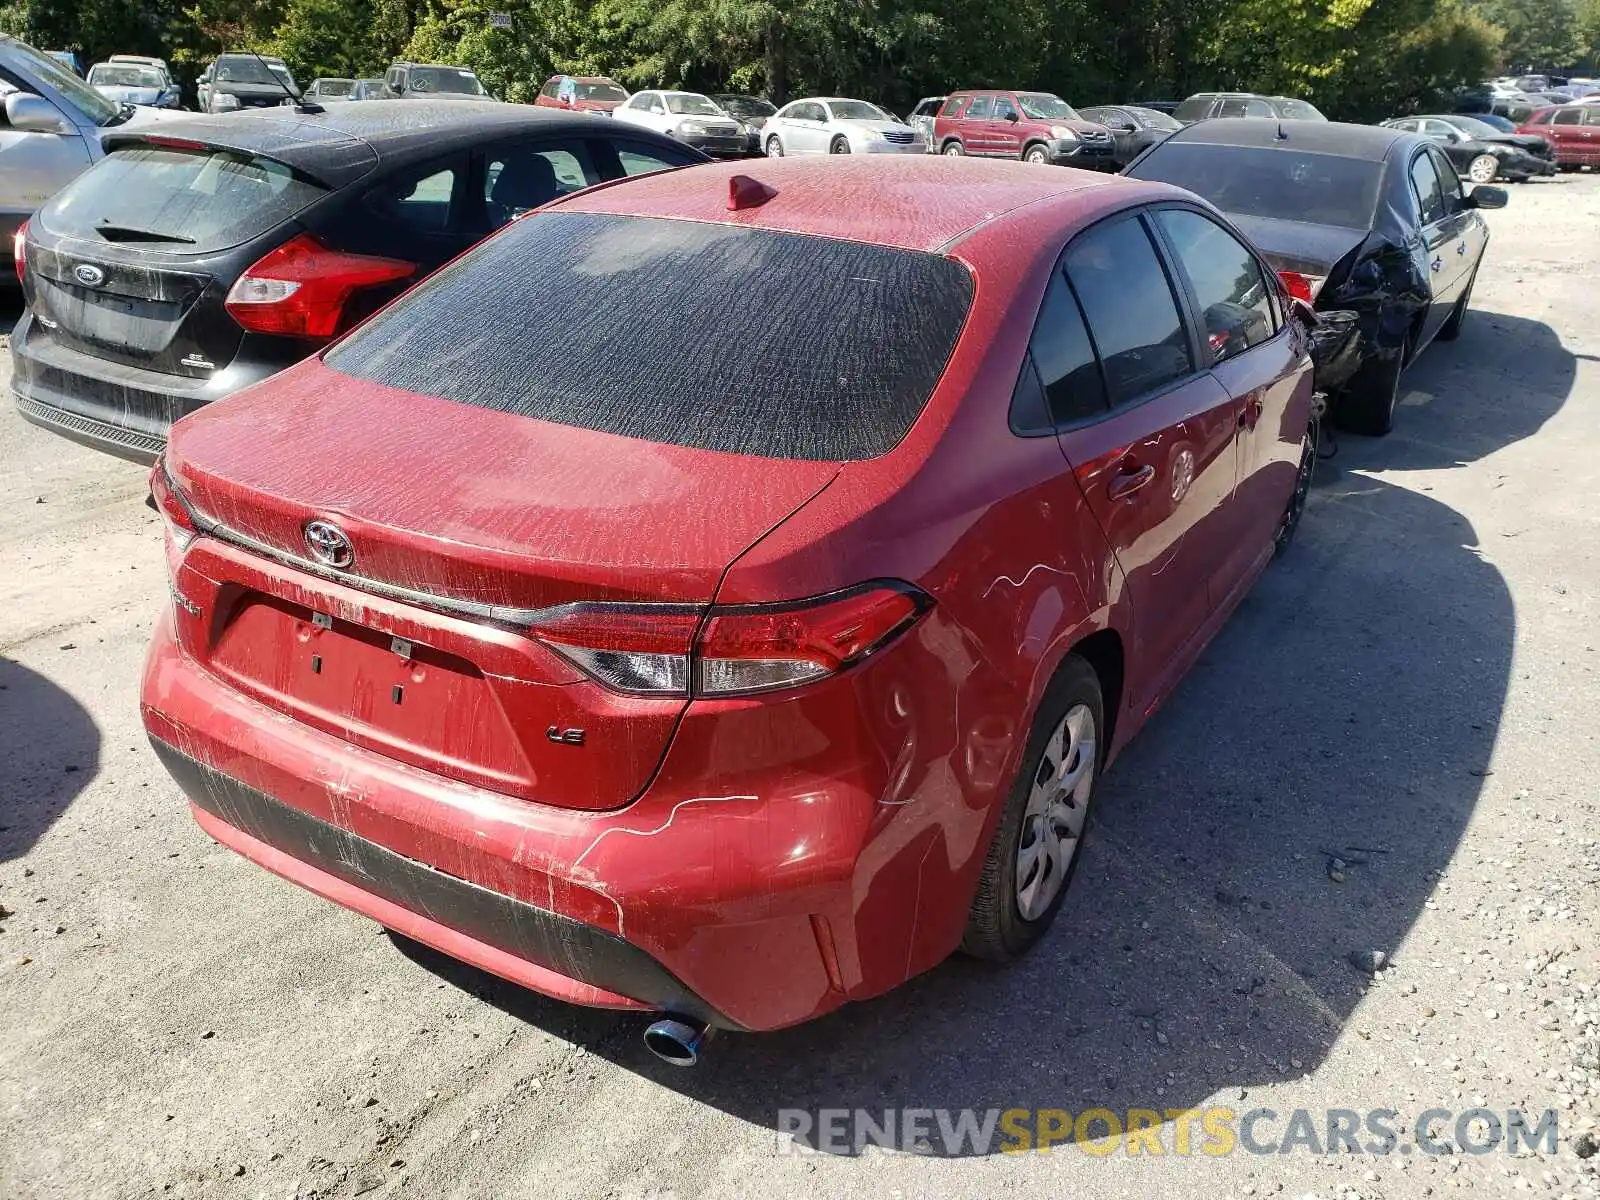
[{"left": 187, "top": 505, "right": 554, "bottom": 630}]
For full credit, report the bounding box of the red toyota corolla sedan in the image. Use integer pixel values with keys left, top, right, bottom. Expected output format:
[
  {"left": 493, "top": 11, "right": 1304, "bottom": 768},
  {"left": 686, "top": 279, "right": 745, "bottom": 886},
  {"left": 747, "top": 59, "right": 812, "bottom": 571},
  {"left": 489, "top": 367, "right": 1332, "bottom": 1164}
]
[{"left": 141, "top": 156, "right": 1316, "bottom": 1060}]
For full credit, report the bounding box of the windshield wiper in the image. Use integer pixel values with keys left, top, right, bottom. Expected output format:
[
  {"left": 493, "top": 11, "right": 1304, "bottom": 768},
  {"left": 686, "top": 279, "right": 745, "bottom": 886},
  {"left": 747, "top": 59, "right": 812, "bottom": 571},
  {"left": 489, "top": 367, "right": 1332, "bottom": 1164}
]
[
  {"left": 100, "top": 103, "right": 138, "bottom": 128},
  {"left": 93, "top": 223, "right": 197, "bottom": 244}
]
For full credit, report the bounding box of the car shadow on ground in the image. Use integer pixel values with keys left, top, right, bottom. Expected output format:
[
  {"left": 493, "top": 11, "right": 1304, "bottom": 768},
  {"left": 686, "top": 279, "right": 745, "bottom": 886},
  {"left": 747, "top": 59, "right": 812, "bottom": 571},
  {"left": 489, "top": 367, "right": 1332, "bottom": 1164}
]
[
  {"left": 395, "top": 308, "right": 1573, "bottom": 1156},
  {"left": 0, "top": 658, "right": 100, "bottom": 864}
]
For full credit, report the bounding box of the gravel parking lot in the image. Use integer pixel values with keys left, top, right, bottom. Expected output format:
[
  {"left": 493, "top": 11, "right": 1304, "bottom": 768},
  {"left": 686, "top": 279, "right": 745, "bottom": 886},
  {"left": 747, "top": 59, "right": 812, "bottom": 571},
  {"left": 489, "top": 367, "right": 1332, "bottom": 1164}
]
[{"left": 3, "top": 173, "right": 1599, "bottom": 1200}]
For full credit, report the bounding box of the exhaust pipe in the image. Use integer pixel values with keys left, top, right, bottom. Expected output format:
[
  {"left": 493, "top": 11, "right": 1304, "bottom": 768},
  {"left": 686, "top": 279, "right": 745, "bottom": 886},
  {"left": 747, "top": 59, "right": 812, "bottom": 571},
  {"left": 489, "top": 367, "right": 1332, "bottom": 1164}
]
[{"left": 643, "top": 1016, "right": 710, "bottom": 1067}]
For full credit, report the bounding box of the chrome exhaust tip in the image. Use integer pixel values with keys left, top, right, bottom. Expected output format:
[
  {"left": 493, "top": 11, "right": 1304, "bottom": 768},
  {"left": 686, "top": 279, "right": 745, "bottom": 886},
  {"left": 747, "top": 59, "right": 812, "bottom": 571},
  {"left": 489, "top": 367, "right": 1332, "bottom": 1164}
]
[{"left": 643, "top": 1016, "right": 709, "bottom": 1067}]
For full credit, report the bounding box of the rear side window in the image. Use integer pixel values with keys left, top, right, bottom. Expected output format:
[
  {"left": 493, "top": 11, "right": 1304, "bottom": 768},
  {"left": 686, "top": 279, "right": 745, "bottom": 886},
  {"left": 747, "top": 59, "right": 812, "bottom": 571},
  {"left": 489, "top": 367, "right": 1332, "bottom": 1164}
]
[
  {"left": 1063, "top": 217, "right": 1192, "bottom": 406},
  {"left": 965, "top": 95, "right": 994, "bottom": 118},
  {"left": 1154, "top": 209, "right": 1276, "bottom": 363},
  {"left": 614, "top": 144, "right": 696, "bottom": 176},
  {"left": 366, "top": 162, "right": 461, "bottom": 234},
  {"left": 939, "top": 97, "right": 965, "bottom": 117},
  {"left": 1409, "top": 154, "right": 1445, "bottom": 224},
  {"left": 325, "top": 212, "right": 975, "bottom": 461},
  {"left": 1026, "top": 272, "right": 1106, "bottom": 425},
  {"left": 42, "top": 146, "right": 327, "bottom": 252}
]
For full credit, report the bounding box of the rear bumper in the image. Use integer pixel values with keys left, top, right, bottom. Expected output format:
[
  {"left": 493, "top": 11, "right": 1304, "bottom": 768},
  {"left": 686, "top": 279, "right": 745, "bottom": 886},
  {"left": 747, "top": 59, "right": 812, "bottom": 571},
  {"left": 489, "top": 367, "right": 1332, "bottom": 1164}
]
[
  {"left": 9, "top": 309, "right": 293, "bottom": 464},
  {"left": 152, "top": 737, "right": 732, "bottom": 1025},
  {"left": 139, "top": 602, "right": 966, "bottom": 1031}
]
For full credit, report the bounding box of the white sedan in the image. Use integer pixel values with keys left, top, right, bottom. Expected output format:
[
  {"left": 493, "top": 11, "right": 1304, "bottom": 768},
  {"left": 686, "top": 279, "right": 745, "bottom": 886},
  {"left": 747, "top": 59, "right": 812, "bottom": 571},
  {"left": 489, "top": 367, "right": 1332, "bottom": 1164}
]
[
  {"left": 761, "top": 97, "right": 926, "bottom": 156},
  {"left": 611, "top": 90, "right": 749, "bottom": 157}
]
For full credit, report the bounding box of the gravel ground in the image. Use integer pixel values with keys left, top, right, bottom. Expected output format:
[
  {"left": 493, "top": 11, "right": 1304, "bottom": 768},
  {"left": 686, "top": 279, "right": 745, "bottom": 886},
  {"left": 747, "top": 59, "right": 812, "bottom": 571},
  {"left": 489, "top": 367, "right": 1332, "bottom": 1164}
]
[{"left": 2, "top": 174, "right": 1598, "bottom": 1200}]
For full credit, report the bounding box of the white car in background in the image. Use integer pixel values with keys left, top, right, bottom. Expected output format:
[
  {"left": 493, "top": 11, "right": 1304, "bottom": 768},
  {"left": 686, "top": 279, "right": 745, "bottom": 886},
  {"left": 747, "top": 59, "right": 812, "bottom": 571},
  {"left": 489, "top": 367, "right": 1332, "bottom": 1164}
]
[
  {"left": 761, "top": 97, "right": 925, "bottom": 156},
  {"left": 612, "top": 90, "right": 747, "bottom": 157}
]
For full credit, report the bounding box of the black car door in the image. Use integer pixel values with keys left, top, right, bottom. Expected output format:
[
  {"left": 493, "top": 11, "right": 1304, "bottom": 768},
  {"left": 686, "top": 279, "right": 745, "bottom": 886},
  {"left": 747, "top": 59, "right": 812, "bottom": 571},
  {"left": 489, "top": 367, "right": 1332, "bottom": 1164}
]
[
  {"left": 1404, "top": 150, "right": 1465, "bottom": 344},
  {"left": 1427, "top": 144, "right": 1485, "bottom": 296}
]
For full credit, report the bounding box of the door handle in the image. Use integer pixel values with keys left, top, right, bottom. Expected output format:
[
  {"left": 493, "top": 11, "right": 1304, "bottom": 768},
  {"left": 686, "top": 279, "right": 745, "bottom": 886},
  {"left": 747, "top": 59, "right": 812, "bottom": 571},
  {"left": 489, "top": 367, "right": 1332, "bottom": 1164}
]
[
  {"left": 1107, "top": 463, "right": 1156, "bottom": 501},
  {"left": 1457, "top": 242, "right": 1466, "bottom": 255},
  {"left": 1430, "top": 256, "right": 1443, "bottom": 272},
  {"left": 1238, "top": 396, "right": 1264, "bottom": 430}
]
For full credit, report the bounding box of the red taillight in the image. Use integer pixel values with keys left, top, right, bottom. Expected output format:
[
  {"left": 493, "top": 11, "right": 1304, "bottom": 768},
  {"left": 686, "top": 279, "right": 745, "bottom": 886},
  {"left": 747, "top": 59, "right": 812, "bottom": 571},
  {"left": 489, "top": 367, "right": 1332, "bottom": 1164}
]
[
  {"left": 532, "top": 583, "right": 930, "bottom": 698},
  {"left": 224, "top": 233, "right": 414, "bottom": 338},
  {"left": 13, "top": 217, "right": 27, "bottom": 285},
  {"left": 1278, "top": 270, "right": 1325, "bottom": 304},
  {"left": 148, "top": 459, "right": 199, "bottom": 550}
]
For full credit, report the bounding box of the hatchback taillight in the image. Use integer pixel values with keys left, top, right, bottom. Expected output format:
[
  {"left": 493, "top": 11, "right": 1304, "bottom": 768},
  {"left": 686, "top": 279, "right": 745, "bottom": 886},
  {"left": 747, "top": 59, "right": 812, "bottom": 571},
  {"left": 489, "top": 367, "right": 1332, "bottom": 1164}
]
[
  {"left": 13, "top": 218, "right": 26, "bottom": 285},
  {"left": 532, "top": 583, "right": 931, "bottom": 698},
  {"left": 225, "top": 233, "right": 414, "bottom": 338}
]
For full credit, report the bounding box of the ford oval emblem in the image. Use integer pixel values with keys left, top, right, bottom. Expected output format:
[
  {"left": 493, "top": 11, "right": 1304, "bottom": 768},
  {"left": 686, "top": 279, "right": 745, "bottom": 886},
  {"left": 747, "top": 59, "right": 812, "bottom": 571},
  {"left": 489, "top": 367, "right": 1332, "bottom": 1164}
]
[
  {"left": 303, "top": 520, "right": 355, "bottom": 569},
  {"left": 73, "top": 263, "right": 106, "bottom": 288}
]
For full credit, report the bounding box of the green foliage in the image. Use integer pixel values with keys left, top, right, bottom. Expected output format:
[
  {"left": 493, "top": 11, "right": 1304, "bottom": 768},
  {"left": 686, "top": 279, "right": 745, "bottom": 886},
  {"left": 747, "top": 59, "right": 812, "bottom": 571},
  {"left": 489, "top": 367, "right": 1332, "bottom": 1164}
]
[
  {"left": 4, "top": 0, "right": 1504, "bottom": 119},
  {"left": 1471, "top": 0, "right": 1585, "bottom": 69}
]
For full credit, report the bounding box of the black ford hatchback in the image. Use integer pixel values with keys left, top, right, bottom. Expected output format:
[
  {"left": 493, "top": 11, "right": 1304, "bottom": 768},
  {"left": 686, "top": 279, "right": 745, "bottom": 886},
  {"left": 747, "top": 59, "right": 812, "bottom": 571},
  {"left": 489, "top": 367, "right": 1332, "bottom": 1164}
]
[{"left": 11, "top": 101, "right": 705, "bottom": 463}]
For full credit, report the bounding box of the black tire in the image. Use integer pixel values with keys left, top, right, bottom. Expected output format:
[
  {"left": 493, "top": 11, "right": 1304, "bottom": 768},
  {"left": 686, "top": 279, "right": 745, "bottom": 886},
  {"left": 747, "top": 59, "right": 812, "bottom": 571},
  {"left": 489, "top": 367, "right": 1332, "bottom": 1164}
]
[
  {"left": 962, "top": 655, "right": 1103, "bottom": 962},
  {"left": 1336, "top": 332, "right": 1409, "bottom": 437},
  {"left": 1023, "top": 143, "right": 1050, "bottom": 165},
  {"left": 1274, "top": 418, "right": 1319, "bottom": 556},
  {"left": 942, "top": 140, "right": 965, "bottom": 156},
  {"left": 830, "top": 136, "right": 851, "bottom": 155},
  {"left": 765, "top": 135, "right": 784, "bottom": 157},
  {"left": 1436, "top": 269, "right": 1475, "bottom": 342}
]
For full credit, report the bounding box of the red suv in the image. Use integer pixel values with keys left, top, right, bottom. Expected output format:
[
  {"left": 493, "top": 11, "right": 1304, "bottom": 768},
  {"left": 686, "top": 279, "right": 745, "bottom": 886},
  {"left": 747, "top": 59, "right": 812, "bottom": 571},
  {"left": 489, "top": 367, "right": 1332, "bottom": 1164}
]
[
  {"left": 1517, "top": 105, "right": 1600, "bottom": 169},
  {"left": 142, "top": 158, "right": 1314, "bottom": 1058},
  {"left": 534, "top": 75, "right": 629, "bottom": 114},
  {"left": 934, "top": 90, "right": 1117, "bottom": 167}
]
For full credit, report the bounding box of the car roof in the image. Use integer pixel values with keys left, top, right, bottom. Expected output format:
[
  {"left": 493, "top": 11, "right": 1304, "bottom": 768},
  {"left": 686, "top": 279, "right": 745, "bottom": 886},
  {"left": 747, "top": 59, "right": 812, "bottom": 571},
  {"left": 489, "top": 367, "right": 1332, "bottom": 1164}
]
[
  {"left": 554, "top": 156, "right": 1170, "bottom": 254},
  {"left": 1169, "top": 117, "right": 1405, "bottom": 159},
  {"left": 103, "top": 101, "right": 649, "bottom": 188}
]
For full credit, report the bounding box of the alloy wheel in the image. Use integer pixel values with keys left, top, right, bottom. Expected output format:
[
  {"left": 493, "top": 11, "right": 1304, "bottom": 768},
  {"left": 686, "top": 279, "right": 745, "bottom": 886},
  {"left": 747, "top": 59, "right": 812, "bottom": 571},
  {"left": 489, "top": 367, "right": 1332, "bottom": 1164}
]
[
  {"left": 766, "top": 137, "right": 784, "bottom": 157},
  {"left": 1467, "top": 154, "right": 1499, "bottom": 184},
  {"left": 831, "top": 138, "right": 851, "bottom": 154},
  {"left": 1015, "top": 703, "right": 1095, "bottom": 920},
  {"left": 943, "top": 142, "right": 964, "bottom": 156},
  {"left": 1026, "top": 147, "right": 1049, "bottom": 165}
]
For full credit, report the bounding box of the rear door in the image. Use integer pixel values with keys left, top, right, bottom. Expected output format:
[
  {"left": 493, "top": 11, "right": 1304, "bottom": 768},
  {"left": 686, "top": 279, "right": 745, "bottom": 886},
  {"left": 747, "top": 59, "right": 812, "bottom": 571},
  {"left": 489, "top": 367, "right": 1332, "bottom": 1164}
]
[
  {"left": 991, "top": 94, "right": 1023, "bottom": 157},
  {"left": 1580, "top": 107, "right": 1600, "bottom": 163},
  {"left": 1048, "top": 210, "right": 1241, "bottom": 709},
  {"left": 962, "top": 93, "right": 994, "bottom": 154},
  {"left": 1151, "top": 205, "right": 1309, "bottom": 585},
  {"left": 1546, "top": 107, "right": 1584, "bottom": 161}
]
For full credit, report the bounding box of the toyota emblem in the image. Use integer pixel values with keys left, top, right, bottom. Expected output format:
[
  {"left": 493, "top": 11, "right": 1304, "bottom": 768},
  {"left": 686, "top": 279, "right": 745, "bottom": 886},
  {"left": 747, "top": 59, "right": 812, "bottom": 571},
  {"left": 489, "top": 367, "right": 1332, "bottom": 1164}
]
[
  {"left": 303, "top": 520, "right": 355, "bottom": 569},
  {"left": 73, "top": 263, "right": 106, "bottom": 288}
]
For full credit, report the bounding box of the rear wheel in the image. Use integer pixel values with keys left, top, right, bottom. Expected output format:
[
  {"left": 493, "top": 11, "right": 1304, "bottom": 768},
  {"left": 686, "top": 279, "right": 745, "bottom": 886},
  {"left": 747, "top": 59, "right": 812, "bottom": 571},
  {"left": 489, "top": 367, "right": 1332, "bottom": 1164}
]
[
  {"left": 942, "top": 140, "right": 965, "bottom": 156},
  {"left": 963, "top": 656, "right": 1102, "bottom": 961},
  {"left": 1337, "top": 331, "right": 1411, "bottom": 438},
  {"left": 1274, "top": 419, "right": 1319, "bottom": 555},
  {"left": 1023, "top": 143, "right": 1050, "bottom": 165},
  {"left": 830, "top": 136, "right": 851, "bottom": 155},
  {"left": 765, "top": 135, "right": 784, "bottom": 157},
  {"left": 1437, "top": 268, "right": 1476, "bottom": 342},
  {"left": 1467, "top": 154, "right": 1500, "bottom": 184}
]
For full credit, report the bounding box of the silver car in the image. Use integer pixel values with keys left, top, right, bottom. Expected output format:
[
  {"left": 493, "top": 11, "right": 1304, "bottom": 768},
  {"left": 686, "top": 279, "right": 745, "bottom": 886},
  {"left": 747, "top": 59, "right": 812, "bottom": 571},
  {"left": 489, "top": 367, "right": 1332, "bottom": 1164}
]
[
  {"left": 2, "top": 35, "right": 179, "bottom": 278},
  {"left": 907, "top": 96, "right": 945, "bottom": 152},
  {"left": 86, "top": 60, "right": 182, "bottom": 108},
  {"left": 761, "top": 97, "right": 927, "bottom": 156}
]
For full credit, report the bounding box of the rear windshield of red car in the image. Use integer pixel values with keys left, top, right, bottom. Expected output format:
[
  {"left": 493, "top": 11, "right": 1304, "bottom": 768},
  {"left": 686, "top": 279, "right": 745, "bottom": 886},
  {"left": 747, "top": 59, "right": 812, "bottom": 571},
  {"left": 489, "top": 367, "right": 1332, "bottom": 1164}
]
[{"left": 323, "top": 212, "right": 975, "bottom": 461}]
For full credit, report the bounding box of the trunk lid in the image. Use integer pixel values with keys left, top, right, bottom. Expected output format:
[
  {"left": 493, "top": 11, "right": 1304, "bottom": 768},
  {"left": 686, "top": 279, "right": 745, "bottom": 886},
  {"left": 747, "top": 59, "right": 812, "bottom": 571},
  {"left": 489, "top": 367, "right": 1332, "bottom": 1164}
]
[
  {"left": 1226, "top": 213, "right": 1369, "bottom": 277},
  {"left": 163, "top": 357, "right": 841, "bottom": 810}
]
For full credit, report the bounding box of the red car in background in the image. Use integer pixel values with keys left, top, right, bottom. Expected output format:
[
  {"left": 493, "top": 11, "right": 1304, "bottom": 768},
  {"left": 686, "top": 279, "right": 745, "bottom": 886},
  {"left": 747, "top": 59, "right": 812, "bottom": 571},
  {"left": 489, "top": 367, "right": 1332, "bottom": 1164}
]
[
  {"left": 1517, "top": 105, "right": 1600, "bottom": 169},
  {"left": 141, "top": 157, "right": 1316, "bottom": 1062},
  {"left": 933, "top": 89, "right": 1117, "bottom": 167},
  {"left": 534, "top": 74, "right": 629, "bottom": 114}
]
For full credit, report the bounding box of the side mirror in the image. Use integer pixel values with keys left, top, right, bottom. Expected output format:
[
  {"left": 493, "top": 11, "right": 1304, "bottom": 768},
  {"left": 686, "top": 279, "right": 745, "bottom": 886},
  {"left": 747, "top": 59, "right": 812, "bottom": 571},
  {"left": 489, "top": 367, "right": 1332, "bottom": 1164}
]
[
  {"left": 1469, "top": 185, "right": 1508, "bottom": 209},
  {"left": 1004, "top": 110, "right": 1020, "bottom": 123},
  {"left": 4, "top": 93, "right": 71, "bottom": 134}
]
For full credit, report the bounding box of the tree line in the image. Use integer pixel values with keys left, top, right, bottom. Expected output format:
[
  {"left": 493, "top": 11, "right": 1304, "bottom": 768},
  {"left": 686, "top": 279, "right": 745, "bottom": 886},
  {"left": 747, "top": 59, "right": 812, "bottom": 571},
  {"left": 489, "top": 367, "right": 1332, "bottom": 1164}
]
[{"left": 4, "top": 0, "right": 1599, "bottom": 121}]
